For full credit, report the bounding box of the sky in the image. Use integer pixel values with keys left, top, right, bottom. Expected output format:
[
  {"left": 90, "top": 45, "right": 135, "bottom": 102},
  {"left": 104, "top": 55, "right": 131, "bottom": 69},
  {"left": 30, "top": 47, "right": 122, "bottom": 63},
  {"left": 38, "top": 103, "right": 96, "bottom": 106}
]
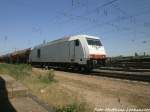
[{"left": 0, "top": 0, "right": 150, "bottom": 56}]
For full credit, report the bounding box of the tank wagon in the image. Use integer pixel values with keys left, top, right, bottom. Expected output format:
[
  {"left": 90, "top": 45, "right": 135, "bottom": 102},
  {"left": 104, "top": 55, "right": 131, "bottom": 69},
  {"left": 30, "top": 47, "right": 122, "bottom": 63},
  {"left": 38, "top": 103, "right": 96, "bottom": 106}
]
[
  {"left": 29, "top": 35, "right": 106, "bottom": 71},
  {"left": 0, "top": 54, "right": 11, "bottom": 63},
  {"left": 11, "top": 48, "right": 31, "bottom": 63},
  {"left": 0, "top": 48, "right": 31, "bottom": 63}
]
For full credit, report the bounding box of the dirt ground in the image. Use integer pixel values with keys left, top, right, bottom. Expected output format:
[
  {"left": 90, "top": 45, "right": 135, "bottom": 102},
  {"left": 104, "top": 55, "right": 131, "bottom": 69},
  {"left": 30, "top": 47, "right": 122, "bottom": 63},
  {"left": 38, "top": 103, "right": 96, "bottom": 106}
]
[{"left": 32, "top": 68, "right": 150, "bottom": 111}]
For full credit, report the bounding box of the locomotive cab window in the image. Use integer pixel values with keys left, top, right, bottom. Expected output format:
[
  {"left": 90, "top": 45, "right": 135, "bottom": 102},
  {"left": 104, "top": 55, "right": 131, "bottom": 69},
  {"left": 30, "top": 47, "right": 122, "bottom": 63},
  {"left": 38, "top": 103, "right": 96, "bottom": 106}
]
[
  {"left": 75, "top": 39, "right": 79, "bottom": 46},
  {"left": 37, "top": 49, "right": 41, "bottom": 58},
  {"left": 87, "top": 38, "right": 102, "bottom": 46}
]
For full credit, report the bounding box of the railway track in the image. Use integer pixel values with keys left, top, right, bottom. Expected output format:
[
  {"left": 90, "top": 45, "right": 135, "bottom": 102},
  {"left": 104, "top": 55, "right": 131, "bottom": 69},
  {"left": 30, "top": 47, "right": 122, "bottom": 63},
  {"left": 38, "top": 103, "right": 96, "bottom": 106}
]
[
  {"left": 37, "top": 66, "right": 150, "bottom": 83},
  {"left": 98, "top": 67, "right": 150, "bottom": 72},
  {"left": 91, "top": 68, "right": 150, "bottom": 83}
]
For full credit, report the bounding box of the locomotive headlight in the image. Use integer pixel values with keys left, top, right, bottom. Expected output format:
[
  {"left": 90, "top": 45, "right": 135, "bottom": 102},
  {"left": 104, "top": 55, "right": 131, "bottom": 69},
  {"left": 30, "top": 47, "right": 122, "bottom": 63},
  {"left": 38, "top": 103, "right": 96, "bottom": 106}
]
[{"left": 89, "top": 54, "right": 106, "bottom": 59}]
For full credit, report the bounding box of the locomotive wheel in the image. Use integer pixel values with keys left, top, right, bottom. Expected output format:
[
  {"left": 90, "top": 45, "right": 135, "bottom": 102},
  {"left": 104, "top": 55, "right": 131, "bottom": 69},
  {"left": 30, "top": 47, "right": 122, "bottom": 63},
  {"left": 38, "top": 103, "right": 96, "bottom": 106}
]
[{"left": 80, "top": 66, "right": 91, "bottom": 73}]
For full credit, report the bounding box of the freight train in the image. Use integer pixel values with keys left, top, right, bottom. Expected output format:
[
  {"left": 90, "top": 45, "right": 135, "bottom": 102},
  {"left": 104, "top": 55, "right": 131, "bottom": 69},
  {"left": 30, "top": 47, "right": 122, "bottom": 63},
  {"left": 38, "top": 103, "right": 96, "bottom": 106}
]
[{"left": 0, "top": 35, "right": 106, "bottom": 71}]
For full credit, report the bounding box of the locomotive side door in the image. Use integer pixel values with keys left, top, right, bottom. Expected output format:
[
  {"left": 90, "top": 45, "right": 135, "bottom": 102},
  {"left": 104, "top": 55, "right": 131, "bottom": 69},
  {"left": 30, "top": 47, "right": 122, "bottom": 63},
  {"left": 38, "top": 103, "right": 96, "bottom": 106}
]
[
  {"left": 69, "top": 39, "right": 80, "bottom": 62},
  {"left": 69, "top": 40, "right": 75, "bottom": 62}
]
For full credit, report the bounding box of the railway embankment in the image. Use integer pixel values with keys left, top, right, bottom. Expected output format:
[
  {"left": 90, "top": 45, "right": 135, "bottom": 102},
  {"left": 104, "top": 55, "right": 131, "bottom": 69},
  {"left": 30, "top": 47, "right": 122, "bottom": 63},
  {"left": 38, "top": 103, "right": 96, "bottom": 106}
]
[
  {"left": 0, "top": 63, "right": 150, "bottom": 112},
  {"left": 0, "top": 74, "right": 49, "bottom": 112}
]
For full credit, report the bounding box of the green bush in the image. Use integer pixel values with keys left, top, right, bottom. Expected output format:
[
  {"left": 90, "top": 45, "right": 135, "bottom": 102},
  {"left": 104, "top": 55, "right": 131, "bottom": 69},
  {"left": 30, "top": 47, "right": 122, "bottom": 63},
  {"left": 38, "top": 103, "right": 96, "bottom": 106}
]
[
  {"left": 38, "top": 69, "right": 55, "bottom": 83},
  {"left": 55, "top": 102, "right": 87, "bottom": 112},
  {"left": 48, "top": 69, "right": 55, "bottom": 81}
]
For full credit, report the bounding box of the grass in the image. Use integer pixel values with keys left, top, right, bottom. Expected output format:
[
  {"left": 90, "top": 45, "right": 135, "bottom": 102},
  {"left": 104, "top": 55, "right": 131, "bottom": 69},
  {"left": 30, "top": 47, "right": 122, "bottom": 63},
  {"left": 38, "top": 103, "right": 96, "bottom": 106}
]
[
  {"left": 0, "top": 63, "right": 32, "bottom": 80},
  {"left": 55, "top": 102, "right": 87, "bottom": 112},
  {"left": 0, "top": 63, "right": 91, "bottom": 112}
]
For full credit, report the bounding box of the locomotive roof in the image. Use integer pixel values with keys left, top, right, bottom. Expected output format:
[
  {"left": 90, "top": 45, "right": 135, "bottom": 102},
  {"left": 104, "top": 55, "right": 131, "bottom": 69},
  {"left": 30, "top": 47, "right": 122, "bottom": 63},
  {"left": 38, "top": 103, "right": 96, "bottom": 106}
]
[
  {"left": 34, "top": 35, "right": 100, "bottom": 49},
  {"left": 69, "top": 35, "right": 100, "bottom": 40}
]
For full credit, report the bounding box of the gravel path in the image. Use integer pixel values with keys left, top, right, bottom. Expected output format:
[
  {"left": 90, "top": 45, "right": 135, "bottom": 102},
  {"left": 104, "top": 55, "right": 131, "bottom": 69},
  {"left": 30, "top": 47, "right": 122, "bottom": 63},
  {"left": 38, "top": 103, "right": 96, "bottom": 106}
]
[{"left": 54, "top": 70, "right": 150, "bottom": 109}]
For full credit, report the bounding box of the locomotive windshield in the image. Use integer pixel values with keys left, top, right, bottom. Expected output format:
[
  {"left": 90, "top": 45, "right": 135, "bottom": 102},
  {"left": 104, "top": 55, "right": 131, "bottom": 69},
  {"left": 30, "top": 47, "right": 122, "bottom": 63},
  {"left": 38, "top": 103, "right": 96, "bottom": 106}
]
[{"left": 87, "top": 38, "right": 102, "bottom": 46}]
